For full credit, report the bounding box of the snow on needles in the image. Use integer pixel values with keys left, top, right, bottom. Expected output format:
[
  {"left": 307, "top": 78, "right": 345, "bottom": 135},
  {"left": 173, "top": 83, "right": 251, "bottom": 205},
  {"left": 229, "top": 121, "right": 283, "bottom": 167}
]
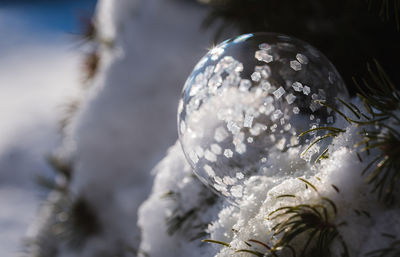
[{"left": 28, "top": 0, "right": 400, "bottom": 256}]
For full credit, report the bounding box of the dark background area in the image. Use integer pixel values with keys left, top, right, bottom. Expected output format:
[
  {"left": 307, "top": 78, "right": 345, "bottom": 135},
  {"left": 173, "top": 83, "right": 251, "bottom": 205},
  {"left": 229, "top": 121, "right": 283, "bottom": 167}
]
[{"left": 201, "top": 0, "right": 400, "bottom": 95}]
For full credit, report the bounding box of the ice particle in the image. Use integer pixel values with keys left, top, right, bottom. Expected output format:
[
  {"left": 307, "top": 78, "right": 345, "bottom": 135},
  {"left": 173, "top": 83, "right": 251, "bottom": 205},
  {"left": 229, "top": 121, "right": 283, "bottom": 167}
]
[
  {"left": 224, "top": 149, "right": 233, "bottom": 158},
  {"left": 285, "top": 93, "right": 296, "bottom": 104},
  {"left": 273, "top": 86, "right": 286, "bottom": 99},
  {"left": 290, "top": 60, "right": 302, "bottom": 71}
]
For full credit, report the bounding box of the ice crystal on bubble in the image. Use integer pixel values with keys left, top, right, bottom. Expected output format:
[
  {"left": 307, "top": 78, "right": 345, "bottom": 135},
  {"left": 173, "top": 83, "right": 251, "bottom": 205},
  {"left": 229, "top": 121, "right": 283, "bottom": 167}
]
[
  {"left": 239, "top": 79, "right": 252, "bottom": 92},
  {"left": 255, "top": 65, "right": 271, "bottom": 78},
  {"left": 224, "top": 149, "right": 233, "bottom": 158},
  {"left": 244, "top": 114, "right": 254, "bottom": 128},
  {"left": 310, "top": 101, "right": 321, "bottom": 112},
  {"left": 303, "top": 85, "right": 311, "bottom": 95},
  {"left": 235, "top": 143, "right": 247, "bottom": 154},
  {"left": 204, "top": 65, "right": 215, "bottom": 79},
  {"left": 189, "top": 150, "right": 199, "bottom": 164},
  {"left": 214, "top": 127, "right": 229, "bottom": 142},
  {"left": 195, "top": 146, "right": 204, "bottom": 158},
  {"left": 208, "top": 74, "right": 222, "bottom": 90},
  {"left": 272, "top": 110, "right": 283, "bottom": 121},
  {"left": 223, "top": 176, "right": 237, "bottom": 185},
  {"left": 227, "top": 121, "right": 241, "bottom": 135},
  {"left": 296, "top": 53, "right": 309, "bottom": 64},
  {"left": 259, "top": 43, "right": 271, "bottom": 50},
  {"left": 210, "top": 46, "right": 224, "bottom": 61},
  {"left": 236, "top": 172, "right": 244, "bottom": 180},
  {"left": 260, "top": 81, "right": 272, "bottom": 91},
  {"left": 255, "top": 50, "right": 273, "bottom": 63},
  {"left": 211, "top": 144, "right": 222, "bottom": 155},
  {"left": 276, "top": 137, "right": 286, "bottom": 151},
  {"left": 292, "top": 81, "right": 303, "bottom": 92},
  {"left": 204, "top": 164, "right": 215, "bottom": 177},
  {"left": 230, "top": 185, "right": 243, "bottom": 198},
  {"left": 178, "top": 33, "right": 349, "bottom": 204},
  {"left": 204, "top": 150, "right": 217, "bottom": 162},
  {"left": 290, "top": 60, "right": 302, "bottom": 71},
  {"left": 273, "top": 86, "right": 286, "bottom": 99},
  {"left": 251, "top": 72, "right": 262, "bottom": 82},
  {"left": 285, "top": 93, "right": 296, "bottom": 104}
]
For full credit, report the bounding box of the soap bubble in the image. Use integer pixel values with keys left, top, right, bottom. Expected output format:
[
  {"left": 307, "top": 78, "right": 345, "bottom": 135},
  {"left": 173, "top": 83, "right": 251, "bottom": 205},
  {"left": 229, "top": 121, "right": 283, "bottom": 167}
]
[{"left": 177, "top": 33, "right": 348, "bottom": 204}]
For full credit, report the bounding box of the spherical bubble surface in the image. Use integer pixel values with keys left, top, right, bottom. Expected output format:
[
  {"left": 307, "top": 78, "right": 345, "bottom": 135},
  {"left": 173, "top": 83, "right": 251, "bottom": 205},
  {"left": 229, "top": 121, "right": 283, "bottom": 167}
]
[{"left": 178, "top": 33, "right": 348, "bottom": 204}]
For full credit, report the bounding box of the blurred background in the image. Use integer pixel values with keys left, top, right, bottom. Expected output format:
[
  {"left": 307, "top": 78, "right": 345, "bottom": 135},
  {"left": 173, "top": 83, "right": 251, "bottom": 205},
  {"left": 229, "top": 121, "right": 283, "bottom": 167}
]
[{"left": 0, "top": 0, "right": 96, "bottom": 255}]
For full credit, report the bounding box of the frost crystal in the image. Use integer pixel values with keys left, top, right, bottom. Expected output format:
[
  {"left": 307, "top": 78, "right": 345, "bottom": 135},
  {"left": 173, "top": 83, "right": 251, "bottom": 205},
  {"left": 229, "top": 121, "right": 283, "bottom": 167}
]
[
  {"left": 223, "top": 176, "right": 237, "bottom": 185},
  {"left": 273, "top": 86, "right": 286, "bottom": 99},
  {"left": 195, "top": 146, "right": 204, "bottom": 157},
  {"left": 214, "top": 176, "right": 223, "bottom": 185},
  {"left": 293, "top": 106, "right": 300, "bottom": 114},
  {"left": 224, "top": 149, "right": 233, "bottom": 158},
  {"left": 290, "top": 60, "right": 302, "bottom": 71},
  {"left": 249, "top": 123, "right": 263, "bottom": 136},
  {"left": 189, "top": 150, "right": 199, "bottom": 164},
  {"left": 236, "top": 172, "right": 244, "bottom": 179},
  {"left": 211, "top": 144, "right": 222, "bottom": 155},
  {"left": 255, "top": 65, "right": 271, "bottom": 78},
  {"left": 247, "top": 137, "right": 254, "bottom": 143},
  {"left": 292, "top": 81, "right": 303, "bottom": 92},
  {"left": 214, "top": 127, "right": 229, "bottom": 142},
  {"left": 285, "top": 93, "right": 296, "bottom": 104},
  {"left": 239, "top": 79, "right": 252, "bottom": 92},
  {"left": 255, "top": 50, "right": 273, "bottom": 63},
  {"left": 272, "top": 109, "right": 283, "bottom": 121},
  {"left": 264, "top": 104, "right": 275, "bottom": 115},
  {"left": 227, "top": 121, "right": 241, "bottom": 134},
  {"left": 204, "top": 150, "right": 217, "bottom": 162},
  {"left": 210, "top": 46, "right": 224, "bottom": 61},
  {"left": 259, "top": 43, "right": 271, "bottom": 50},
  {"left": 244, "top": 114, "right": 254, "bottom": 128},
  {"left": 276, "top": 137, "right": 286, "bottom": 150},
  {"left": 303, "top": 85, "right": 311, "bottom": 95},
  {"left": 204, "top": 65, "right": 215, "bottom": 79},
  {"left": 251, "top": 72, "right": 261, "bottom": 82},
  {"left": 260, "top": 81, "right": 271, "bottom": 91},
  {"left": 296, "top": 53, "right": 309, "bottom": 64},
  {"left": 284, "top": 123, "right": 292, "bottom": 131},
  {"left": 235, "top": 143, "right": 247, "bottom": 154},
  {"left": 311, "top": 93, "right": 318, "bottom": 100},
  {"left": 204, "top": 165, "right": 215, "bottom": 177},
  {"left": 291, "top": 135, "right": 299, "bottom": 145},
  {"left": 230, "top": 185, "right": 243, "bottom": 198},
  {"left": 309, "top": 101, "right": 321, "bottom": 112},
  {"left": 261, "top": 157, "right": 267, "bottom": 163},
  {"left": 208, "top": 74, "right": 222, "bottom": 89}
]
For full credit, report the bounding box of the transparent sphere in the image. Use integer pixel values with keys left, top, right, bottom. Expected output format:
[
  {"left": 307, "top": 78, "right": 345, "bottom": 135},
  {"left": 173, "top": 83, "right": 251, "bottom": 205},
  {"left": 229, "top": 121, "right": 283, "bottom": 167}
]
[{"left": 177, "top": 33, "right": 348, "bottom": 204}]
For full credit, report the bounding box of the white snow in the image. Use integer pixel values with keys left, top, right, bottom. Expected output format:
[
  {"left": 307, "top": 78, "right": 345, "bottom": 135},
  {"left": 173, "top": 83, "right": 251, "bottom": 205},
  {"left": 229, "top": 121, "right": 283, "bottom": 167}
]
[{"left": 19, "top": 0, "right": 400, "bottom": 256}]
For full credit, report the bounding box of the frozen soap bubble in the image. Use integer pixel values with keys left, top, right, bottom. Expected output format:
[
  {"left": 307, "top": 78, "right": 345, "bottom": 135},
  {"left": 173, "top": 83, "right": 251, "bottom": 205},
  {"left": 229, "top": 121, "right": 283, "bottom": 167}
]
[{"left": 177, "top": 33, "right": 348, "bottom": 204}]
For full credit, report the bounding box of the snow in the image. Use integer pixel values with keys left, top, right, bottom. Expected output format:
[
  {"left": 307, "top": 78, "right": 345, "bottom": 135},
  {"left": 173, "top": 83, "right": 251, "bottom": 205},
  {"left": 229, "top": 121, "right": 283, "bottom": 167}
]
[
  {"left": 30, "top": 0, "right": 219, "bottom": 256},
  {"left": 19, "top": 0, "right": 399, "bottom": 256}
]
